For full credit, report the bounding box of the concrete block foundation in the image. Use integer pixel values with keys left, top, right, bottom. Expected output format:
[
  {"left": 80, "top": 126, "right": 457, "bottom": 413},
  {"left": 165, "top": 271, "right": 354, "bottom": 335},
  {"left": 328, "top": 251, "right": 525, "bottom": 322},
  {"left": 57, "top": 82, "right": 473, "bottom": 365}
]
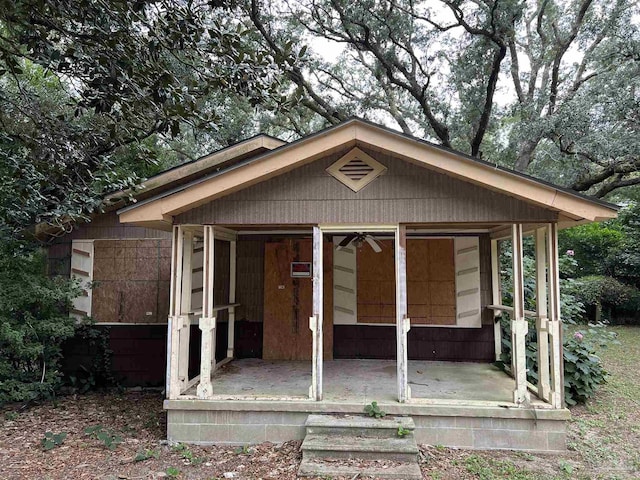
[{"left": 165, "top": 399, "right": 569, "bottom": 452}]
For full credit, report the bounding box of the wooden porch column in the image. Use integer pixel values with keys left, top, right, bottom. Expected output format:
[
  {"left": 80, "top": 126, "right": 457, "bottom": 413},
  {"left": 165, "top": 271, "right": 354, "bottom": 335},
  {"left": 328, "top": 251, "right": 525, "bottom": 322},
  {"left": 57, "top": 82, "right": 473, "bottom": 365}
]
[
  {"left": 535, "top": 227, "right": 552, "bottom": 402},
  {"left": 511, "top": 224, "right": 530, "bottom": 405},
  {"left": 490, "top": 239, "right": 502, "bottom": 361},
  {"left": 310, "top": 226, "right": 323, "bottom": 401},
  {"left": 396, "top": 224, "right": 410, "bottom": 402},
  {"left": 547, "top": 223, "right": 564, "bottom": 408},
  {"left": 197, "top": 226, "right": 216, "bottom": 399},
  {"left": 177, "top": 230, "right": 194, "bottom": 392},
  {"left": 168, "top": 226, "right": 188, "bottom": 399},
  {"left": 227, "top": 239, "right": 237, "bottom": 358}
]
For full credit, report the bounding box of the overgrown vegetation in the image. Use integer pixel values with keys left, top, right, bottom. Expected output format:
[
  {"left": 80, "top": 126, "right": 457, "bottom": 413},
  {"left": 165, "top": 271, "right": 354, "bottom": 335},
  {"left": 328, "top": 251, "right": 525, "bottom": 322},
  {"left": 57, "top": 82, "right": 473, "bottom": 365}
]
[
  {"left": 560, "top": 201, "right": 640, "bottom": 324},
  {"left": 67, "top": 324, "right": 119, "bottom": 393},
  {"left": 0, "top": 246, "right": 79, "bottom": 404},
  {"left": 40, "top": 431, "right": 67, "bottom": 451}
]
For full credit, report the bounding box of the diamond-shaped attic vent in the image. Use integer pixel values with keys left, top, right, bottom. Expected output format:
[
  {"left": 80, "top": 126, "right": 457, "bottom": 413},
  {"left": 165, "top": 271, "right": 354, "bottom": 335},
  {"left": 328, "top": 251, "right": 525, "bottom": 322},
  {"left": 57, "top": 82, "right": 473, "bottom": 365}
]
[{"left": 326, "top": 147, "right": 387, "bottom": 192}]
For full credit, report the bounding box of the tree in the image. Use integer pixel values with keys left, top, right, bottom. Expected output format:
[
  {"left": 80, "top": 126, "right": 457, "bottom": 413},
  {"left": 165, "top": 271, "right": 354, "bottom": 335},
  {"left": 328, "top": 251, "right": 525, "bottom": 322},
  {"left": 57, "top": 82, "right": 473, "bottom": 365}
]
[
  {"left": 247, "top": 0, "right": 640, "bottom": 197},
  {"left": 0, "top": 0, "right": 280, "bottom": 243}
]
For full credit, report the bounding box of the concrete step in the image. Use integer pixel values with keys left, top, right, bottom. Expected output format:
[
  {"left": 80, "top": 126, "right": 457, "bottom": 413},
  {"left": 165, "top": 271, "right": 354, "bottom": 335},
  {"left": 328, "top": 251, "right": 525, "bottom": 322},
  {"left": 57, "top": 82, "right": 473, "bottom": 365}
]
[
  {"left": 305, "top": 414, "right": 415, "bottom": 438},
  {"left": 302, "top": 433, "right": 419, "bottom": 462},
  {"left": 298, "top": 458, "right": 423, "bottom": 480}
]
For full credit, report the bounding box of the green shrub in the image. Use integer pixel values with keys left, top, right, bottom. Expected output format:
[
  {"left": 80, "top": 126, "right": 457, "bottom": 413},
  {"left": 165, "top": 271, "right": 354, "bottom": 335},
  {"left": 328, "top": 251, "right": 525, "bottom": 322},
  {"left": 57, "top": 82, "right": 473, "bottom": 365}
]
[
  {"left": 364, "top": 401, "right": 386, "bottom": 418},
  {"left": 0, "top": 245, "right": 80, "bottom": 404},
  {"left": 67, "top": 323, "right": 119, "bottom": 392},
  {"left": 567, "top": 275, "right": 640, "bottom": 321},
  {"left": 563, "top": 330, "right": 610, "bottom": 405}
]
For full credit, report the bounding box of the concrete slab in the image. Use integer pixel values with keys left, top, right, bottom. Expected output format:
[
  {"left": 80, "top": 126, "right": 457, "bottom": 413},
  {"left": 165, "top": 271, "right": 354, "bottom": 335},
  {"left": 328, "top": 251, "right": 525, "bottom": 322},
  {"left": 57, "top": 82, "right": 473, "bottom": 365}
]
[{"left": 186, "top": 358, "right": 531, "bottom": 404}]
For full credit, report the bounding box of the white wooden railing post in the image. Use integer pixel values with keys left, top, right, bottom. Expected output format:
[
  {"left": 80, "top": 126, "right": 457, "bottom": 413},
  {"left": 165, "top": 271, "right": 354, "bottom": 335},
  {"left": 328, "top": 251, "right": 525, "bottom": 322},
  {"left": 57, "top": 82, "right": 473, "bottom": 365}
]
[
  {"left": 547, "top": 223, "right": 564, "bottom": 408},
  {"left": 396, "top": 224, "right": 410, "bottom": 403},
  {"left": 310, "top": 226, "right": 323, "bottom": 401},
  {"left": 197, "top": 226, "right": 216, "bottom": 399},
  {"left": 535, "top": 227, "right": 552, "bottom": 402},
  {"left": 490, "top": 239, "right": 502, "bottom": 361},
  {"left": 511, "top": 224, "right": 530, "bottom": 405},
  {"left": 168, "top": 226, "right": 184, "bottom": 399},
  {"left": 178, "top": 230, "right": 193, "bottom": 391},
  {"left": 227, "top": 239, "right": 237, "bottom": 359}
]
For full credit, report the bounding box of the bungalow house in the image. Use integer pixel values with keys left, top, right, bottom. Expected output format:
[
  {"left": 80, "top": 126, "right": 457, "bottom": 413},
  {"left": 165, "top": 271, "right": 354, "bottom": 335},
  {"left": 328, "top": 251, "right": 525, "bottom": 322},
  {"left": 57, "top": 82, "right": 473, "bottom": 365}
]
[{"left": 49, "top": 118, "right": 617, "bottom": 457}]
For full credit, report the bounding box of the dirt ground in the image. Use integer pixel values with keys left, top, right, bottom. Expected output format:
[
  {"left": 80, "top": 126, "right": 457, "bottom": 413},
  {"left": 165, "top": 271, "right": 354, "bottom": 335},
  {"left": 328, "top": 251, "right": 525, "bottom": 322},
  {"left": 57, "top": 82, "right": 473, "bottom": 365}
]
[{"left": 1, "top": 326, "right": 638, "bottom": 480}]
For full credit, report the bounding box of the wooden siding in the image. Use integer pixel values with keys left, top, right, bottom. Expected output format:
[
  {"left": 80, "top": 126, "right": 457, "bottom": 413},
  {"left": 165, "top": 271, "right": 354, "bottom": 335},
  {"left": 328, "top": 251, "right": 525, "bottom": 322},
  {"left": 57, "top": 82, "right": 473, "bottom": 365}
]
[
  {"left": 235, "top": 238, "right": 265, "bottom": 323},
  {"left": 176, "top": 147, "right": 558, "bottom": 225}
]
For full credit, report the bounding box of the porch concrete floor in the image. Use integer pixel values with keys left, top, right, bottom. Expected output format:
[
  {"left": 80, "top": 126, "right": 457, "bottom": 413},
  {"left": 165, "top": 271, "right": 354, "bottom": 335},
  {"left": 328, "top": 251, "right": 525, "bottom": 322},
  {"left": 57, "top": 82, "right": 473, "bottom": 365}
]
[{"left": 200, "top": 359, "right": 524, "bottom": 404}]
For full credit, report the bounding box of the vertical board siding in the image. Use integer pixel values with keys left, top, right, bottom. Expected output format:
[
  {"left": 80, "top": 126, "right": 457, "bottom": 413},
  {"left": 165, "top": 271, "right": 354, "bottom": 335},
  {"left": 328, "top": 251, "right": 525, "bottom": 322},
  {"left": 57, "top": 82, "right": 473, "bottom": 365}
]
[
  {"left": 235, "top": 238, "right": 265, "bottom": 323},
  {"left": 176, "top": 147, "right": 558, "bottom": 225}
]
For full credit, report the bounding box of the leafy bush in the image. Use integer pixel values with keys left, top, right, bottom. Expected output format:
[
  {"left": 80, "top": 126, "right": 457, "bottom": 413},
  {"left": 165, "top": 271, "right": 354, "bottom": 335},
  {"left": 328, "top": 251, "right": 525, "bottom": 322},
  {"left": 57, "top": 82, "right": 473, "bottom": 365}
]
[
  {"left": 563, "top": 329, "right": 611, "bottom": 405},
  {"left": 0, "top": 245, "right": 80, "bottom": 404},
  {"left": 66, "top": 323, "right": 119, "bottom": 393},
  {"left": 41, "top": 431, "right": 67, "bottom": 450},
  {"left": 84, "top": 425, "right": 123, "bottom": 450},
  {"left": 566, "top": 275, "right": 640, "bottom": 322}
]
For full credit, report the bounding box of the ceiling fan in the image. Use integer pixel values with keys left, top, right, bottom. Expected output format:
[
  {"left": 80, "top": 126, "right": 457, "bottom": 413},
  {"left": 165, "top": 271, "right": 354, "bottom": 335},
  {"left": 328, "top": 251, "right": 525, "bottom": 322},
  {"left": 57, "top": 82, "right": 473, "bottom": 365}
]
[{"left": 336, "top": 233, "right": 383, "bottom": 253}]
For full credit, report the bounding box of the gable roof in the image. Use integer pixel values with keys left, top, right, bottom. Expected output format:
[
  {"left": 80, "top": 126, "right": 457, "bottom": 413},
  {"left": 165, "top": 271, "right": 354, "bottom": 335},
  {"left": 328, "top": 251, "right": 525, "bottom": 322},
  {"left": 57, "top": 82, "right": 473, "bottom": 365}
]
[
  {"left": 104, "top": 133, "right": 285, "bottom": 207},
  {"left": 117, "top": 118, "right": 618, "bottom": 230}
]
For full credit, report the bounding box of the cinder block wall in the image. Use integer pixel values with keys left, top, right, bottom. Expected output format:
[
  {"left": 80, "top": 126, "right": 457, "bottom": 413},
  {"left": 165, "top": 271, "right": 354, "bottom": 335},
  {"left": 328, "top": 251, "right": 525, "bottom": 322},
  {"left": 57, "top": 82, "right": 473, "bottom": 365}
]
[{"left": 167, "top": 406, "right": 567, "bottom": 452}]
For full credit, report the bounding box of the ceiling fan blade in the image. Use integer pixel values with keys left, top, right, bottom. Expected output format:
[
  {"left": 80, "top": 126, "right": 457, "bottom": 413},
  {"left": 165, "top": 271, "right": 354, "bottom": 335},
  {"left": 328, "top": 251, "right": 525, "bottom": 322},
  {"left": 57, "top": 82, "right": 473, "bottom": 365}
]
[
  {"left": 336, "top": 234, "right": 357, "bottom": 250},
  {"left": 364, "top": 235, "right": 383, "bottom": 253}
]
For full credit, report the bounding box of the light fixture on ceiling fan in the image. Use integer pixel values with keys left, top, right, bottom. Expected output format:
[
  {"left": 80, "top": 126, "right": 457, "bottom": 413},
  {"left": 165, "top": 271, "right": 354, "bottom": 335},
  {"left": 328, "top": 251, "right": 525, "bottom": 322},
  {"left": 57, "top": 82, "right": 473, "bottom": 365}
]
[{"left": 336, "top": 233, "right": 383, "bottom": 253}]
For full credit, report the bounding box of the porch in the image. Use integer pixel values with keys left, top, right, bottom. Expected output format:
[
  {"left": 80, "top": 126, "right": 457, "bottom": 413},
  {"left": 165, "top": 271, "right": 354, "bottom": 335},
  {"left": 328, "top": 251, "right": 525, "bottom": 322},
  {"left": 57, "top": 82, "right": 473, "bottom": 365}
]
[
  {"left": 181, "top": 358, "right": 548, "bottom": 405},
  {"left": 166, "top": 357, "right": 568, "bottom": 450},
  {"left": 166, "top": 223, "right": 564, "bottom": 407}
]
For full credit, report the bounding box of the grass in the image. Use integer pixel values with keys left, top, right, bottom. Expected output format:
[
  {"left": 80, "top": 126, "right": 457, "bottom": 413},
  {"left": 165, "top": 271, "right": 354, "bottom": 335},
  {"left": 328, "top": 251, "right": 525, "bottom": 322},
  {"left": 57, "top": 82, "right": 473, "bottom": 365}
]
[
  {"left": 420, "top": 325, "right": 640, "bottom": 480},
  {"left": 566, "top": 326, "right": 640, "bottom": 477}
]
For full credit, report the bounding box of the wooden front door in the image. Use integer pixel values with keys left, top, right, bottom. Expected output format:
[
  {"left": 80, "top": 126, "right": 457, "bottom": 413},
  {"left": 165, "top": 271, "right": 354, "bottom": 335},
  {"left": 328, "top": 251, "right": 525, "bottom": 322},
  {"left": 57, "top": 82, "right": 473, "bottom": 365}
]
[{"left": 263, "top": 238, "right": 333, "bottom": 360}]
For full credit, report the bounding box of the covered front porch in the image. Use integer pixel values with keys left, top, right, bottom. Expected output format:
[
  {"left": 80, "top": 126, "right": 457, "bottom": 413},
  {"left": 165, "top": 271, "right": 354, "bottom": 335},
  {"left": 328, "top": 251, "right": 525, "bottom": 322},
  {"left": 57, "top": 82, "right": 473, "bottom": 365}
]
[{"left": 164, "top": 222, "right": 565, "bottom": 411}]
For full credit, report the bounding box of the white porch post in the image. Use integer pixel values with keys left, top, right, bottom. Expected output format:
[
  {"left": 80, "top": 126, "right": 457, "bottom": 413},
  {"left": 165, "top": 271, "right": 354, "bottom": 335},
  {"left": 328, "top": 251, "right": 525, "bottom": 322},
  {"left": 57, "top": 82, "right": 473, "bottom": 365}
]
[
  {"left": 511, "top": 224, "right": 530, "bottom": 405},
  {"left": 197, "top": 226, "right": 216, "bottom": 398},
  {"left": 168, "top": 226, "right": 186, "bottom": 399},
  {"left": 490, "top": 239, "right": 502, "bottom": 361},
  {"left": 535, "top": 227, "right": 552, "bottom": 402},
  {"left": 396, "top": 224, "right": 410, "bottom": 402},
  {"left": 310, "top": 226, "right": 323, "bottom": 401},
  {"left": 547, "top": 223, "right": 564, "bottom": 408},
  {"left": 227, "top": 239, "right": 237, "bottom": 358},
  {"left": 177, "top": 230, "right": 194, "bottom": 391}
]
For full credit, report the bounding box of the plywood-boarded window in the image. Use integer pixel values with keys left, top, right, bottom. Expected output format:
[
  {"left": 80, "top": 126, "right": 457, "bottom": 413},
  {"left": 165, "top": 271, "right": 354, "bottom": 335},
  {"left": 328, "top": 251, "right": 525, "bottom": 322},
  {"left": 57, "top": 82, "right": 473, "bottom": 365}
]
[
  {"left": 356, "top": 239, "right": 396, "bottom": 323},
  {"left": 352, "top": 237, "right": 481, "bottom": 327},
  {"left": 91, "top": 239, "right": 172, "bottom": 323},
  {"left": 406, "top": 239, "right": 456, "bottom": 325}
]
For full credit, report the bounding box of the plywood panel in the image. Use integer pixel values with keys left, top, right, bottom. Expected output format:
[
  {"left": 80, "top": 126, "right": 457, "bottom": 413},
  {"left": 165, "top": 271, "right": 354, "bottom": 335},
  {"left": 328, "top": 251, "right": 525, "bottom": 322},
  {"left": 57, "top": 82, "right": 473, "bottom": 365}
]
[
  {"left": 262, "top": 239, "right": 333, "bottom": 361},
  {"left": 90, "top": 239, "right": 171, "bottom": 324},
  {"left": 358, "top": 238, "right": 456, "bottom": 326}
]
